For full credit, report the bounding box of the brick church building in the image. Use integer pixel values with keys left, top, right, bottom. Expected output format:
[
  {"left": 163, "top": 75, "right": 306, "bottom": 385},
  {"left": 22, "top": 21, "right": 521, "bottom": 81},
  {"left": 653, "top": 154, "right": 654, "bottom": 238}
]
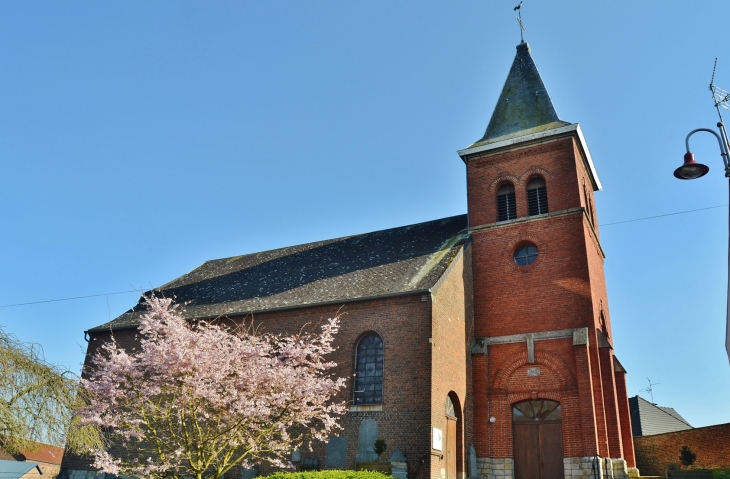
[{"left": 64, "top": 41, "right": 637, "bottom": 479}]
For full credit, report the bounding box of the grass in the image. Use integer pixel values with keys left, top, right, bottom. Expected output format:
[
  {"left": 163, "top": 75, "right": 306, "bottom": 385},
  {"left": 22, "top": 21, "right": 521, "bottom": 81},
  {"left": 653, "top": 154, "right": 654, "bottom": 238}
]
[{"left": 712, "top": 469, "right": 730, "bottom": 479}]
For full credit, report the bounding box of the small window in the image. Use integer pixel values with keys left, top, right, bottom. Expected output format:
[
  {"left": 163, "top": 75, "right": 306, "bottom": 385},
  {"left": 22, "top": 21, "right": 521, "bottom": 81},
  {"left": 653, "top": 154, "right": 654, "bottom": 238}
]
[
  {"left": 513, "top": 400, "right": 561, "bottom": 422},
  {"left": 354, "top": 333, "right": 384, "bottom": 405},
  {"left": 527, "top": 177, "right": 548, "bottom": 216},
  {"left": 514, "top": 243, "right": 538, "bottom": 266},
  {"left": 497, "top": 183, "right": 517, "bottom": 221}
]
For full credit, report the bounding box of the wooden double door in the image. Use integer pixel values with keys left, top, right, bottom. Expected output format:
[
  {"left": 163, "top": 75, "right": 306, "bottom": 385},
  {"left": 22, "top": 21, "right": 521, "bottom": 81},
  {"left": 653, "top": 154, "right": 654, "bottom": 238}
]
[{"left": 512, "top": 400, "right": 564, "bottom": 479}]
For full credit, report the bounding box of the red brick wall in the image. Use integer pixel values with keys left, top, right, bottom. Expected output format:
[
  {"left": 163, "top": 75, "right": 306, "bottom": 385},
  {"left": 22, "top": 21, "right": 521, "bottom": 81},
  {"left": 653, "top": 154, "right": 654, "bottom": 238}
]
[
  {"left": 574, "top": 343, "right": 599, "bottom": 455},
  {"left": 599, "top": 347, "right": 623, "bottom": 458},
  {"left": 470, "top": 213, "right": 594, "bottom": 338},
  {"left": 465, "top": 132, "right": 631, "bottom": 462},
  {"left": 64, "top": 293, "right": 436, "bottom": 476},
  {"left": 430, "top": 247, "right": 471, "bottom": 479},
  {"left": 480, "top": 339, "right": 588, "bottom": 458},
  {"left": 614, "top": 369, "right": 636, "bottom": 467},
  {"left": 588, "top": 342, "right": 610, "bottom": 457},
  {"left": 634, "top": 423, "right": 730, "bottom": 476},
  {"left": 466, "top": 137, "right": 585, "bottom": 228}
]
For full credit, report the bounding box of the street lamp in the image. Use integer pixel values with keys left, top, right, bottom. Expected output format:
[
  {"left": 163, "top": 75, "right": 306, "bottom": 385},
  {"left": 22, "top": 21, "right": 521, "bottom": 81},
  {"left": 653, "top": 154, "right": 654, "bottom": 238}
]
[
  {"left": 674, "top": 120, "right": 730, "bottom": 363},
  {"left": 674, "top": 126, "right": 728, "bottom": 180}
]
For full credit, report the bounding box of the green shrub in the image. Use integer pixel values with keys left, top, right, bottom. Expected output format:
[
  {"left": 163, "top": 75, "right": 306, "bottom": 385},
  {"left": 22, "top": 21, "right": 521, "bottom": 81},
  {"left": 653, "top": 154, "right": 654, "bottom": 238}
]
[
  {"left": 263, "top": 471, "right": 392, "bottom": 479},
  {"left": 679, "top": 445, "right": 697, "bottom": 468},
  {"left": 374, "top": 439, "right": 387, "bottom": 458}
]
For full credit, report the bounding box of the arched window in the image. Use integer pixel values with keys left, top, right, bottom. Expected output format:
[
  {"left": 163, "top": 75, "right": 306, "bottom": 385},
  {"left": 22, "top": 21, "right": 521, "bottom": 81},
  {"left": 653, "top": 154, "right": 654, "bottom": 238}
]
[
  {"left": 446, "top": 395, "right": 456, "bottom": 417},
  {"left": 512, "top": 399, "right": 561, "bottom": 422},
  {"left": 354, "top": 333, "right": 383, "bottom": 405},
  {"left": 527, "top": 177, "right": 548, "bottom": 216},
  {"left": 497, "top": 183, "right": 517, "bottom": 221}
]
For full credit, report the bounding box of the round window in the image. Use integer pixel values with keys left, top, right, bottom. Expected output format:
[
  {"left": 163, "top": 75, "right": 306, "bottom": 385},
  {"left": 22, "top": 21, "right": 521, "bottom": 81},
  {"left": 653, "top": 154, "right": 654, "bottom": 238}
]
[{"left": 514, "top": 243, "right": 538, "bottom": 266}]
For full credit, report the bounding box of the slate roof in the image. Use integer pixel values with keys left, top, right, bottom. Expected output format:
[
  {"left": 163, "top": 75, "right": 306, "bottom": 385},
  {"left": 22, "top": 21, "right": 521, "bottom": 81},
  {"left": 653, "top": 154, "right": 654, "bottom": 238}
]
[
  {"left": 19, "top": 444, "right": 64, "bottom": 466},
  {"left": 0, "top": 460, "right": 39, "bottom": 479},
  {"left": 629, "top": 395, "right": 693, "bottom": 437},
  {"left": 89, "top": 215, "right": 469, "bottom": 332},
  {"left": 469, "top": 42, "right": 569, "bottom": 149}
]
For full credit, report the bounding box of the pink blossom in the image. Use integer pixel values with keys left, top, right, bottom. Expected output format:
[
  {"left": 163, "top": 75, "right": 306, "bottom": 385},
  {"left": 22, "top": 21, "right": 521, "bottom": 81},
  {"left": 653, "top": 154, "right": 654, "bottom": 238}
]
[{"left": 78, "top": 296, "right": 346, "bottom": 479}]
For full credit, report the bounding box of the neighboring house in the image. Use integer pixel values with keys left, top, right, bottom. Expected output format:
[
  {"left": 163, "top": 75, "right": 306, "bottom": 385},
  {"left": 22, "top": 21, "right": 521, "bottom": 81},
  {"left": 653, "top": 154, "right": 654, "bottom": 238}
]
[
  {"left": 629, "top": 395, "right": 693, "bottom": 437},
  {"left": 64, "top": 41, "right": 637, "bottom": 479},
  {"left": 0, "top": 461, "right": 43, "bottom": 479},
  {"left": 0, "top": 443, "right": 64, "bottom": 479}
]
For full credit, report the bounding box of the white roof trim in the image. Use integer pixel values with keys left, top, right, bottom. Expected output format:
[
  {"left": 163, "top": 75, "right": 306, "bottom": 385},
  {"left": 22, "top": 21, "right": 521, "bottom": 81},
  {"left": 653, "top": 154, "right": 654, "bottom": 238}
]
[{"left": 457, "top": 123, "right": 603, "bottom": 191}]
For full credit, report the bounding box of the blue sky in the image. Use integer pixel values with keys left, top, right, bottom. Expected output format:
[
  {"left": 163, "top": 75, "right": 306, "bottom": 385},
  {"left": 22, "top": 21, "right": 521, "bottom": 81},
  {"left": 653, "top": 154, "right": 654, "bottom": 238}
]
[{"left": 0, "top": 1, "right": 729, "bottom": 427}]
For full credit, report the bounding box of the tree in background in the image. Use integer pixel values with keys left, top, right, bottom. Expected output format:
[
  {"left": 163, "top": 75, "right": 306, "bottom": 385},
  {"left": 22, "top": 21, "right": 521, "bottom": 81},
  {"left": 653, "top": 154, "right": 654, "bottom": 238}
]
[
  {"left": 0, "top": 328, "right": 102, "bottom": 454},
  {"left": 78, "top": 296, "right": 346, "bottom": 479}
]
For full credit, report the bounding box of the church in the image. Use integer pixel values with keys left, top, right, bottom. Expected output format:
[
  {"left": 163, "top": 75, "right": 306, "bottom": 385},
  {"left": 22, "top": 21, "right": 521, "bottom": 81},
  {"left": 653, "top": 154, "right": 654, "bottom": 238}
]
[{"left": 63, "top": 41, "right": 637, "bottom": 479}]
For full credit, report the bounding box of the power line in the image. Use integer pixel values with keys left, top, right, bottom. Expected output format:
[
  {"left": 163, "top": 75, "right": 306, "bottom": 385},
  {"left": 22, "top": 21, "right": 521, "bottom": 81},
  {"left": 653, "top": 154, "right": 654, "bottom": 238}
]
[
  {"left": 0, "top": 289, "right": 140, "bottom": 309},
  {"left": 0, "top": 204, "right": 727, "bottom": 309},
  {"left": 599, "top": 204, "right": 727, "bottom": 227}
]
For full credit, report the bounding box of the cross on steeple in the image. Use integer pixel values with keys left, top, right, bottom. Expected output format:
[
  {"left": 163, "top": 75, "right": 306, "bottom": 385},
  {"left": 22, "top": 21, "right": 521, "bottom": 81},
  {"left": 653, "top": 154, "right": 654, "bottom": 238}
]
[{"left": 514, "top": 2, "right": 525, "bottom": 43}]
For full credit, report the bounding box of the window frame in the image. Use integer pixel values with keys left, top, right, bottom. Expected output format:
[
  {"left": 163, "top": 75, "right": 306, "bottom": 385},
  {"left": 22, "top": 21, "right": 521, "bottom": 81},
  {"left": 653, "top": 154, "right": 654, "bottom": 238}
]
[
  {"left": 496, "top": 182, "right": 517, "bottom": 222},
  {"left": 353, "top": 332, "right": 384, "bottom": 406},
  {"left": 526, "top": 176, "right": 549, "bottom": 216},
  {"left": 513, "top": 243, "right": 539, "bottom": 266}
]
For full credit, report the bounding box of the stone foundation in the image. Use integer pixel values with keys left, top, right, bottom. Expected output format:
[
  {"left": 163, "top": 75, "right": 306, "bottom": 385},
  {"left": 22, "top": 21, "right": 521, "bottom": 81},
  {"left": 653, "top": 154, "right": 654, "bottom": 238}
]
[
  {"left": 475, "top": 457, "right": 629, "bottom": 479},
  {"left": 390, "top": 461, "right": 407, "bottom": 479},
  {"left": 475, "top": 458, "right": 514, "bottom": 479},
  {"left": 563, "top": 457, "right": 629, "bottom": 479}
]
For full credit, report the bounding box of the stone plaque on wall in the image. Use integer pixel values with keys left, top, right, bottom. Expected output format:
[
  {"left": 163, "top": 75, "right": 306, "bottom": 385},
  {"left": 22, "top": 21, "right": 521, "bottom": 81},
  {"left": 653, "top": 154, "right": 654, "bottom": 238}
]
[
  {"left": 355, "top": 419, "right": 378, "bottom": 463},
  {"left": 432, "top": 427, "right": 443, "bottom": 451},
  {"left": 326, "top": 436, "right": 348, "bottom": 468}
]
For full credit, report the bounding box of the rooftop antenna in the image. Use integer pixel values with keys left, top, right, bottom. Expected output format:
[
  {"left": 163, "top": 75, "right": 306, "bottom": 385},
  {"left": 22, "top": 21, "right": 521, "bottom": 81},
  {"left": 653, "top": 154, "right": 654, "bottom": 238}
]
[
  {"left": 640, "top": 378, "right": 660, "bottom": 404},
  {"left": 709, "top": 59, "right": 730, "bottom": 181},
  {"left": 514, "top": 2, "right": 525, "bottom": 44},
  {"left": 711, "top": 58, "right": 730, "bottom": 124}
]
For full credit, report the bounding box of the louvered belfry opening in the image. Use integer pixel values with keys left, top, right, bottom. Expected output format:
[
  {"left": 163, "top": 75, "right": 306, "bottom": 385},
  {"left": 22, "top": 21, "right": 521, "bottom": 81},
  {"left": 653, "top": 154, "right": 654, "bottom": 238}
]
[
  {"left": 527, "top": 177, "right": 548, "bottom": 216},
  {"left": 496, "top": 183, "right": 517, "bottom": 221}
]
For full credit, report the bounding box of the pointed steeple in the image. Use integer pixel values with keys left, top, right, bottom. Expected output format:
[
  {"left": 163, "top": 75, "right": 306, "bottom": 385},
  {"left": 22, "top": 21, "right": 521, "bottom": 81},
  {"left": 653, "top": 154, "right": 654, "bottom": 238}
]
[{"left": 474, "top": 42, "right": 568, "bottom": 147}]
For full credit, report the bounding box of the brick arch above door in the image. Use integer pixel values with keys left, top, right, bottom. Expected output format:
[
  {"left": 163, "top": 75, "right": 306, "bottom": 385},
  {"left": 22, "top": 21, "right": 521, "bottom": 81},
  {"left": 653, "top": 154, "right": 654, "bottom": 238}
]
[{"left": 494, "top": 350, "right": 577, "bottom": 391}]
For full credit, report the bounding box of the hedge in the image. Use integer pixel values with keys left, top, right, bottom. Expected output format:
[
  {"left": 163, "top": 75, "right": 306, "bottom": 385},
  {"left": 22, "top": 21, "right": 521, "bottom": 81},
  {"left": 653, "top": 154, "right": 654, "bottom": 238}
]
[{"left": 263, "top": 471, "right": 392, "bottom": 479}]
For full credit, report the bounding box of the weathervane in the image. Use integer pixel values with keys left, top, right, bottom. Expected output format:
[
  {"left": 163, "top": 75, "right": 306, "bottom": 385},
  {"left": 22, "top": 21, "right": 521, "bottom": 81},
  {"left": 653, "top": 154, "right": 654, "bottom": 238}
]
[{"left": 514, "top": 2, "right": 525, "bottom": 43}]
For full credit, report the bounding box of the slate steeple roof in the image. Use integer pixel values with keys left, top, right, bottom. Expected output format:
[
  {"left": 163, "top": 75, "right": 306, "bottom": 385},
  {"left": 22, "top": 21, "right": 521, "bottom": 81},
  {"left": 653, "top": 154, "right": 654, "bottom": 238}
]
[{"left": 471, "top": 42, "right": 569, "bottom": 148}]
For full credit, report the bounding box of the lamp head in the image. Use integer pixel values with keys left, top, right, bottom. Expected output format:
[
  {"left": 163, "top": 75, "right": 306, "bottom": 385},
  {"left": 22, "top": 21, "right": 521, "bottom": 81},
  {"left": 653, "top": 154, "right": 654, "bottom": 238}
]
[{"left": 674, "top": 152, "right": 709, "bottom": 180}]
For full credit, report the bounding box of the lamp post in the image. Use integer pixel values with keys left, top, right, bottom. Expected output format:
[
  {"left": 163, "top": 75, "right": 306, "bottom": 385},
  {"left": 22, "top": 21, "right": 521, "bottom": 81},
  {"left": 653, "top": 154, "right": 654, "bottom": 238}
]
[{"left": 673, "top": 120, "right": 730, "bottom": 363}]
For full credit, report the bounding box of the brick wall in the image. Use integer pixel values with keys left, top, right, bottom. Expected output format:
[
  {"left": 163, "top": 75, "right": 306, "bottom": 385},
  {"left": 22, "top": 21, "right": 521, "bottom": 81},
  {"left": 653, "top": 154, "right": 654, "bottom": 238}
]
[
  {"left": 63, "top": 293, "right": 437, "bottom": 477},
  {"left": 466, "top": 137, "right": 586, "bottom": 229},
  {"left": 465, "top": 131, "right": 631, "bottom": 464},
  {"left": 614, "top": 367, "right": 636, "bottom": 467},
  {"left": 430, "top": 246, "right": 471, "bottom": 479},
  {"left": 634, "top": 423, "right": 730, "bottom": 476}
]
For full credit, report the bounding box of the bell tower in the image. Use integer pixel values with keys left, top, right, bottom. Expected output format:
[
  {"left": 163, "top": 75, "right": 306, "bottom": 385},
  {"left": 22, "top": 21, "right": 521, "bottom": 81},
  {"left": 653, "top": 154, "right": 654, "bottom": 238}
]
[{"left": 460, "top": 42, "right": 636, "bottom": 479}]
